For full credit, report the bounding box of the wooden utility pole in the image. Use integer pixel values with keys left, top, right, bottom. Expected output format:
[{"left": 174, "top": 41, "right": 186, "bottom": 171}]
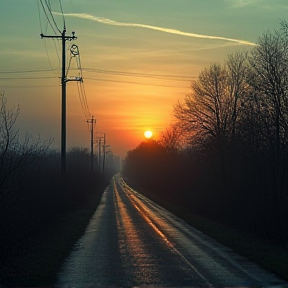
[
  {"left": 41, "top": 29, "right": 82, "bottom": 178},
  {"left": 98, "top": 137, "right": 102, "bottom": 171},
  {"left": 96, "top": 132, "right": 106, "bottom": 173},
  {"left": 87, "top": 116, "right": 96, "bottom": 171},
  {"left": 102, "top": 133, "right": 106, "bottom": 173}
]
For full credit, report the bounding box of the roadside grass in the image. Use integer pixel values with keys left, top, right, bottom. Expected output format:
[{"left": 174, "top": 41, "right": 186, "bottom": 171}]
[
  {"left": 1, "top": 186, "right": 106, "bottom": 286},
  {"left": 127, "top": 182, "right": 288, "bottom": 283}
]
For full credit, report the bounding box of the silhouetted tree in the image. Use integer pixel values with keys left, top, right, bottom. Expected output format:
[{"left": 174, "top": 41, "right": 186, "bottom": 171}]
[
  {"left": 158, "top": 123, "right": 186, "bottom": 154},
  {"left": 0, "top": 93, "right": 52, "bottom": 191},
  {"left": 249, "top": 29, "right": 288, "bottom": 150},
  {"left": 174, "top": 61, "right": 244, "bottom": 192},
  {"left": 226, "top": 52, "right": 250, "bottom": 141},
  {"left": 247, "top": 26, "right": 288, "bottom": 236}
]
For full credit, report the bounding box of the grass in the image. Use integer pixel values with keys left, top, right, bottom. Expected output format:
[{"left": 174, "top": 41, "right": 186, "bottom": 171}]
[
  {"left": 1, "top": 186, "right": 106, "bottom": 286},
  {"left": 128, "top": 183, "right": 288, "bottom": 283}
]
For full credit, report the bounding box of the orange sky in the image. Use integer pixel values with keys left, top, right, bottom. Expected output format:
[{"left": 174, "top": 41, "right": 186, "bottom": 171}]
[{"left": 1, "top": 0, "right": 287, "bottom": 158}]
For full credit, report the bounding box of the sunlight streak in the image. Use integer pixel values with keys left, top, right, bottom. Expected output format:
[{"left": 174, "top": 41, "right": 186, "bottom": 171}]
[{"left": 118, "top": 179, "right": 211, "bottom": 285}]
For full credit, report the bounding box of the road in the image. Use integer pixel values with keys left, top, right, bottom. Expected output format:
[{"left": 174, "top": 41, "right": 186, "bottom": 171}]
[{"left": 56, "top": 174, "right": 287, "bottom": 287}]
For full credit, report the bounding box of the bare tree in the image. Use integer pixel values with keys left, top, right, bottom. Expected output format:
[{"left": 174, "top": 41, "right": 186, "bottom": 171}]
[
  {"left": 226, "top": 52, "right": 250, "bottom": 141},
  {"left": 0, "top": 93, "right": 52, "bottom": 191},
  {"left": 248, "top": 29, "right": 288, "bottom": 151},
  {"left": 247, "top": 27, "right": 288, "bottom": 220},
  {"left": 158, "top": 123, "right": 186, "bottom": 154},
  {"left": 174, "top": 63, "right": 235, "bottom": 151}
]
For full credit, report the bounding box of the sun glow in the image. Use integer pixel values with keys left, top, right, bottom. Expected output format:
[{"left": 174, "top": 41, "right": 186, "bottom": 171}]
[{"left": 144, "top": 130, "right": 153, "bottom": 139}]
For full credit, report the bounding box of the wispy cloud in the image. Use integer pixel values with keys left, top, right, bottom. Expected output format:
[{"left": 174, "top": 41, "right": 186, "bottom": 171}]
[
  {"left": 53, "top": 12, "right": 257, "bottom": 46},
  {"left": 227, "top": 0, "right": 263, "bottom": 8},
  {"left": 230, "top": 0, "right": 288, "bottom": 10}
]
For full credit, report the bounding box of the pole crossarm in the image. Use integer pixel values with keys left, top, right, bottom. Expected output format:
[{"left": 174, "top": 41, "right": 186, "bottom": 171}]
[{"left": 40, "top": 31, "right": 77, "bottom": 41}]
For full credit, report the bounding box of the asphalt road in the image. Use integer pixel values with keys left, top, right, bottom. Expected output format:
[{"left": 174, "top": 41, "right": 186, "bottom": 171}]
[{"left": 56, "top": 174, "right": 287, "bottom": 287}]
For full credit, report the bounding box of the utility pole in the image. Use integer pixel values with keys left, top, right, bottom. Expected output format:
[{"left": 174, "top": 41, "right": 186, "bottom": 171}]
[
  {"left": 87, "top": 116, "right": 96, "bottom": 171},
  {"left": 41, "top": 29, "right": 82, "bottom": 179},
  {"left": 98, "top": 137, "right": 102, "bottom": 171},
  {"left": 102, "top": 133, "right": 106, "bottom": 174},
  {"left": 96, "top": 132, "right": 106, "bottom": 173}
]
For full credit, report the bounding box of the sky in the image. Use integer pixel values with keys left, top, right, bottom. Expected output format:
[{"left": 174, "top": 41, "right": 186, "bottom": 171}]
[{"left": 0, "top": 0, "right": 287, "bottom": 158}]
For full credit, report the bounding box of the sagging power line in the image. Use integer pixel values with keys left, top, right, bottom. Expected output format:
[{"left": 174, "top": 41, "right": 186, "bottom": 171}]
[
  {"left": 1, "top": 66, "right": 194, "bottom": 88},
  {"left": 37, "top": 0, "right": 94, "bottom": 178},
  {"left": 67, "top": 44, "right": 91, "bottom": 119},
  {"left": 0, "top": 68, "right": 196, "bottom": 80}
]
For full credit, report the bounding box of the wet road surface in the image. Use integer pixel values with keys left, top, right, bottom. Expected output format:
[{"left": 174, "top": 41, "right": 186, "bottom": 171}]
[{"left": 56, "top": 174, "right": 287, "bottom": 287}]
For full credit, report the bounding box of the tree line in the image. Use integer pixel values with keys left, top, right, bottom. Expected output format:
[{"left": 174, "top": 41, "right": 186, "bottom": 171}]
[
  {"left": 0, "top": 92, "right": 108, "bottom": 274},
  {"left": 123, "top": 22, "right": 288, "bottom": 244}
]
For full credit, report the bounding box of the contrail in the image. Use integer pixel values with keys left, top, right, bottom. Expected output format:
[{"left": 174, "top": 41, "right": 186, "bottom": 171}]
[{"left": 53, "top": 12, "right": 257, "bottom": 46}]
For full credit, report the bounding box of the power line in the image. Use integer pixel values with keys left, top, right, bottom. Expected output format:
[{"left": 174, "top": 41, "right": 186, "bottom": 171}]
[
  {"left": 0, "top": 85, "right": 58, "bottom": 88},
  {"left": 0, "top": 69, "right": 58, "bottom": 73},
  {"left": 43, "top": 38, "right": 56, "bottom": 71},
  {"left": 66, "top": 54, "right": 73, "bottom": 77},
  {"left": 37, "top": 0, "right": 61, "bottom": 71},
  {"left": 50, "top": 38, "right": 62, "bottom": 69},
  {"left": 0, "top": 76, "right": 57, "bottom": 79},
  {"left": 0, "top": 79, "right": 187, "bottom": 89},
  {"left": 79, "top": 81, "right": 91, "bottom": 118},
  {"left": 75, "top": 47, "right": 91, "bottom": 118},
  {"left": 0, "top": 75, "right": 189, "bottom": 88},
  {"left": 76, "top": 81, "right": 90, "bottom": 119},
  {"left": 66, "top": 44, "right": 91, "bottom": 119},
  {"left": 76, "top": 81, "right": 87, "bottom": 118},
  {"left": 82, "top": 68, "right": 195, "bottom": 80},
  {"left": 39, "top": 0, "right": 58, "bottom": 35},
  {"left": 59, "top": 0, "right": 66, "bottom": 29},
  {"left": 37, "top": 0, "right": 43, "bottom": 34},
  {"left": 0, "top": 67, "right": 196, "bottom": 80},
  {"left": 84, "top": 77, "right": 189, "bottom": 88},
  {"left": 44, "top": 0, "right": 62, "bottom": 33}
]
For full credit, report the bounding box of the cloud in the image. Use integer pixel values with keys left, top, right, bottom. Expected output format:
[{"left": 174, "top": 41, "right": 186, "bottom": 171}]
[
  {"left": 227, "top": 0, "right": 263, "bottom": 8},
  {"left": 230, "top": 0, "right": 288, "bottom": 10},
  {"left": 53, "top": 12, "right": 257, "bottom": 46}
]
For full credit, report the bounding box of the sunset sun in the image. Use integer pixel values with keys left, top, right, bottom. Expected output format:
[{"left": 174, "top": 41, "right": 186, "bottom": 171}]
[{"left": 144, "top": 130, "right": 153, "bottom": 139}]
